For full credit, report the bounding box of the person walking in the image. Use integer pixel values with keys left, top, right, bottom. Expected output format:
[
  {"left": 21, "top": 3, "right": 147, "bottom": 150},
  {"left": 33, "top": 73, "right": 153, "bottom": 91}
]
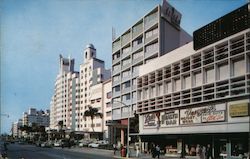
[
  {"left": 206, "top": 144, "right": 212, "bottom": 159},
  {"left": 155, "top": 145, "right": 160, "bottom": 159},
  {"left": 135, "top": 144, "right": 140, "bottom": 158},
  {"left": 113, "top": 144, "right": 117, "bottom": 155},
  {"left": 151, "top": 143, "right": 156, "bottom": 158}
]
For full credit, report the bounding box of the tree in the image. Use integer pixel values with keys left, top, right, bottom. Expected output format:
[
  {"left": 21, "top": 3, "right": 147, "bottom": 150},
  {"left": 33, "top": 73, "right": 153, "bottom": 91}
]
[
  {"left": 57, "top": 120, "right": 64, "bottom": 139},
  {"left": 84, "top": 106, "right": 103, "bottom": 132}
]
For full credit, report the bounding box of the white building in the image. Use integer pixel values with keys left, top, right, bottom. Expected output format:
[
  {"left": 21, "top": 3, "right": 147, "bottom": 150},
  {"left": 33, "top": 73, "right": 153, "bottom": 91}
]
[
  {"left": 111, "top": 0, "right": 192, "bottom": 145},
  {"left": 136, "top": 3, "right": 250, "bottom": 158},
  {"left": 23, "top": 108, "right": 50, "bottom": 127},
  {"left": 49, "top": 55, "right": 79, "bottom": 130},
  {"left": 50, "top": 44, "right": 111, "bottom": 139},
  {"left": 12, "top": 119, "right": 22, "bottom": 138}
]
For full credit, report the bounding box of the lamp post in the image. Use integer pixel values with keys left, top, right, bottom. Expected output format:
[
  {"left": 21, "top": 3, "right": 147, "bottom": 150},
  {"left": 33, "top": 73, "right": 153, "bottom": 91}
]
[{"left": 113, "top": 100, "right": 131, "bottom": 158}]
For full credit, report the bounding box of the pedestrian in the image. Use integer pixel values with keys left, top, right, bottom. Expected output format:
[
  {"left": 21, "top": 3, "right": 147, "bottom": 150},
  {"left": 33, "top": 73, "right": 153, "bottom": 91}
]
[
  {"left": 151, "top": 143, "right": 156, "bottom": 158},
  {"left": 136, "top": 144, "right": 140, "bottom": 158},
  {"left": 206, "top": 144, "right": 212, "bottom": 159},
  {"left": 201, "top": 146, "right": 206, "bottom": 159},
  {"left": 155, "top": 145, "right": 160, "bottom": 159},
  {"left": 113, "top": 144, "right": 117, "bottom": 155}
]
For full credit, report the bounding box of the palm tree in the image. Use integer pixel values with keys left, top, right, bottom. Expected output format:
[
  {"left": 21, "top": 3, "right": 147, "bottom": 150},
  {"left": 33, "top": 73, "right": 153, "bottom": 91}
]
[
  {"left": 57, "top": 120, "right": 64, "bottom": 139},
  {"left": 84, "top": 106, "right": 103, "bottom": 132}
]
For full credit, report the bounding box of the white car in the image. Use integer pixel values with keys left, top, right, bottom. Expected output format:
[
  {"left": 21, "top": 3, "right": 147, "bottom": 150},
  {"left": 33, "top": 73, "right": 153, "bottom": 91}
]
[
  {"left": 54, "top": 141, "right": 62, "bottom": 147},
  {"left": 88, "top": 142, "right": 99, "bottom": 148}
]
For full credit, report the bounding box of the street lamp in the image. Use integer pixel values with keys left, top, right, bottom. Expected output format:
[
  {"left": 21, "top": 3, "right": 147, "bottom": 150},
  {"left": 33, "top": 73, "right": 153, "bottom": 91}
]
[{"left": 113, "top": 100, "right": 131, "bottom": 158}]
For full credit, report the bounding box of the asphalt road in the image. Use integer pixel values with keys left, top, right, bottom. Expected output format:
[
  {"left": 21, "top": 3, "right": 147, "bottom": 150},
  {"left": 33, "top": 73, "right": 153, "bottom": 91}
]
[{"left": 6, "top": 143, "right": 115, "bottom": 159}]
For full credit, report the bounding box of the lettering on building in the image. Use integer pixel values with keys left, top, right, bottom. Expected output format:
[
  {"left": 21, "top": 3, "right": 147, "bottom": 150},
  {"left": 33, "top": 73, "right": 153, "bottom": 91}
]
[
  {"left": 161, "top": 110, "right": 179, "bottom": 127},
  {"left": 180, "top": 104, "right": 226, "bottom": 125},
  {"left": 144, "top": 113, "right": 157, "bottom": 128}
]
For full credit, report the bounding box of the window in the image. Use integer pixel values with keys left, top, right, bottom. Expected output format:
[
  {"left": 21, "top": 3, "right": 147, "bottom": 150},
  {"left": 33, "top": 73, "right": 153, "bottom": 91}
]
[
  {"left": 183, "top": 75, "right": 191, "bottom": 89},
  {"left": 106, "top": 92, "right": 112, "bottom": 99},
  {"left": 114, "top": 86, "right": 120, "bottom": 92},
  {"left": 132, "top": 51, "right": 143, "bottom": 60},
  {"left": 232, "top": 58, "right": 245, "bottom": 76},
  {"left": 150, "top": 86, "right": 156, "bottom": 97},
  {"left": 157, "top": 83, "right": 163, "bottom": 96},
  {"left": 174, "top": 79, "right": 181, "bottom": 91},
  {"left": 205, "top": 67, "right": 215, "bottom": 83},
  {"left": 132, "top": 37, "right": 143, "bottom": 47},
  {"left": 218, "top": 63, "right": 229, "bottom": 80},
  {"left": 145, "top": 42, "right": 158, "bottom": 52},
  {"left": 106, "top": 102, "right": 111, "bottom": 108},
  {"left": 123, "top": 81, "right": 131, "bottom": 89},
  {"left": 143, "top": 88, "right": 149, "bottom": 99},
  {"left": 96, "top": 98, "right": 101, "bottom": 102},
  {"left": 145, "top": 27, "right": 158, "bottom": 39},
  {"left": 164, "top": 81, "right": 172, "bottom": 94},
  {"left": 193, "top": 71, "right": 202, "bottom": 86},
  {"left": 106, "top": 111, "right": 111, "bottom": 117}
]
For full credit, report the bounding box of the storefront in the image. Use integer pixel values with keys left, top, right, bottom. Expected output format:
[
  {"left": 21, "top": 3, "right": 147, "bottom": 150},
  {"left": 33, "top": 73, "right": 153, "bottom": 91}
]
[{"left": 139, "top": 100, "right": 250, "bottom": 159}]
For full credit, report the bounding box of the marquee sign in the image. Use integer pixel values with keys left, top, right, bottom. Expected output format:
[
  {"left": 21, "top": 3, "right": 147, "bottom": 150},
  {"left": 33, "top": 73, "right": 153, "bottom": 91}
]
[
  {"left": 180, "top": 104, "right": 226, "bottom": 125},
  {"left": 143, "top": 113, "right": 158, "bottom": 128},
  {"left": 202, "top": 111, "right": 225, "bottom": 123},
  {"left": 161, "top": 110, "right": 179, "bottom": 127}
]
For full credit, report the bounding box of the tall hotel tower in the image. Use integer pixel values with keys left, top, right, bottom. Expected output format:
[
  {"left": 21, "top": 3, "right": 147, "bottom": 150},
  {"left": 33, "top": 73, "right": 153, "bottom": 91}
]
[{"left": 110, "top": 0, "right": 192, "bottom": 145}]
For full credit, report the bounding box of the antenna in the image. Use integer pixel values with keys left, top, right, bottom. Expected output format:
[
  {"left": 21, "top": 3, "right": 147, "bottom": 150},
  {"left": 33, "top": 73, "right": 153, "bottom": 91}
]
[{"left": 112, "top": 27, "right": 116, "bottom": 41}]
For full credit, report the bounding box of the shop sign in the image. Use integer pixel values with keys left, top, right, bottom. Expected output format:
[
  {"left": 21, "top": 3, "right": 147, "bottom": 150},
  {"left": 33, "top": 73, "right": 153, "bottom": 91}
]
[
  {"left": 144, "top": 113, "right": 158, "bottom": 128},
  {"left": 180, "top": 104, "right": 226, "bottom": 125},
  {"left": 229, "top": 103, "right": 249, "bottom": 117},
  {"left": 202, "top": 111, "right": 225, "bottom": 123},
  {"left": 161, "top": 110, "right": 179, "bottom": 127}
]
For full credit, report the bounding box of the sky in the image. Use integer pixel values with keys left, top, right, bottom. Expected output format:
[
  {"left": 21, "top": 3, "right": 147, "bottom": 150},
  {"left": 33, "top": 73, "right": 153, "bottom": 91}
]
[{"left": 0, "top": 0, "right": 247, "bottom": 134}]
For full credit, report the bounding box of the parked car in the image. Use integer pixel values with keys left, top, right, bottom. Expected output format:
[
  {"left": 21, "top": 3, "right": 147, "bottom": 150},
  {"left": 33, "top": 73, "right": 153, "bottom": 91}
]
[
  {"left": 54, "top": 141, "right": 62, "bottom": 147},
  {"left": 79, "top": 140, "right": 91, "bottom": 147},
  {"left": 88, "top": 142, "right": 99, "bottom": 148}
]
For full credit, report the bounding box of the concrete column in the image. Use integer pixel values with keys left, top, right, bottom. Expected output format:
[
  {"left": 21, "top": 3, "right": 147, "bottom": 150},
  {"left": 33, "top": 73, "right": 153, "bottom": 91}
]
[{"left": 121, "top": 129, "right": 125, "bottom": 145}]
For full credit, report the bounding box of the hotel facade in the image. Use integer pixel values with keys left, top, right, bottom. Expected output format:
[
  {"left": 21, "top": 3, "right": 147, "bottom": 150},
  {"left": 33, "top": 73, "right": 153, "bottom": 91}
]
[
  {"left": 50, "top": 44, "right": 111, "bottom": 139},
  {"left": 111, "top": 0, "right": 192, "bottom": 145},
  {"left": 136, "top": 3, "right": 250, "bottom": 158}
]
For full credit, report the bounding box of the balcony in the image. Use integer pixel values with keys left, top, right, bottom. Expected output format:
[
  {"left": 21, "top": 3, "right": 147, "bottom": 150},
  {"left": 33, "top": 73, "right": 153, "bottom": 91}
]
[
  {"left": 145, "top": 47, "right": 158, "bottom": 59},
  {"left": 121, "top": 99, "right": 131, "bottom": 106},
  {"left": 112, "top": 102, "right": 121, "bottom": 108},
  {"left": 145, "top": 33, "right": 158, "bottom": 44},
  {"left": 113, "top": 79, "right": 120, "bottom": 86},
  {"left": 122, "top": 52, "right": 130, "bottom": 59},
  {"left": 112, "top": 57, "right": 120, "bottom": 64},
  {"left": 132, "top": 70, "right": 139, "bottom": 78},
  {"left": 132, "top": 56, "right": 143, "bottom": 65},
  {"left": 122, "top": 87, "right": 131, "bottom": 94},
  {"left": 144, "top": 16, "right": 158, "bottom": 31},
  {"left": 131, "top": 85, "right": 137, "bottom": 91},
  {"left": 112, "top": 67, "right": 121, "bottom": 75},
  {"left": 113, "top": 91, "right": 121, "bottom": 97},
  {"left": 122, "top": 75, "right": 131, "bottom": 82},
  {"left": 122, "top": 63, "right": 131, "bottom": 70},
  {"left": 132, "top": 43, "right": 143, "bottom": 53},
  {"left": 132, "top": 23, "right": 143, "bottom": 39}
]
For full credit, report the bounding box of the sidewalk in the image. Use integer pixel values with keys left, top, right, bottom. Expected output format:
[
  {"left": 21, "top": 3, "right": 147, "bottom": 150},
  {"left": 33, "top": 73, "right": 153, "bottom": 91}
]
[{"left": 113, "top": 150, "right": 173, "bottom": 159}]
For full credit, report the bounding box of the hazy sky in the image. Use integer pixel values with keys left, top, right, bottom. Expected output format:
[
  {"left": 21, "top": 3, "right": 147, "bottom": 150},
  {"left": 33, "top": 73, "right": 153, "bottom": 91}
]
[{"left": 0, "top": 0, "right": 246, "bottom": 134}]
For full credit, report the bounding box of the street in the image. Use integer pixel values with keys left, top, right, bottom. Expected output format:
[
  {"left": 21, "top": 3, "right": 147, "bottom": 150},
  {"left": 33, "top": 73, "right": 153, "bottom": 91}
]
[{"left": 5, "top": 143, "right": 115, "bottom": 159}]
